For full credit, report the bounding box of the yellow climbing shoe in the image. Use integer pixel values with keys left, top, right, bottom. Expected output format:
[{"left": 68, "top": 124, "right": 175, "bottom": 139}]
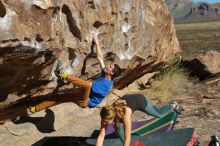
[
  {"left": 27, "top": 106, "right": 36, "bottom": 115},
  {"left": 59, "top": 72, "right": 68, "bottom": 79}
]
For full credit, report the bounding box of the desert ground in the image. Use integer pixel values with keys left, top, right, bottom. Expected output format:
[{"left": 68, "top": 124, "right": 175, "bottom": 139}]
[
  {"left": 174, "top": 20, "right": 220, "bottom": 145},
  {"left": 176, "top": 20, "right": 220, "bottom": 58}
]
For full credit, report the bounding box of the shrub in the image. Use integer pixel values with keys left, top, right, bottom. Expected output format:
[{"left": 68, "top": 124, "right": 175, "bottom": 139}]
[{"left": 137, "top": 57, "right": 192, "bottom": 102}]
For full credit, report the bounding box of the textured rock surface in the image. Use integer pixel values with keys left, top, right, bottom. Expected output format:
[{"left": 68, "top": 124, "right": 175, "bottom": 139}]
[
  {"left": 199, "top": 51, "right": 220, "bottom": 74},
  {"left": 0, "top": 98, "right": 103, "bottom": 146},
  {"left": 0, "top": 0, "right": 180, "bottom": 115},
  {"left": 4, "top": 102, "right": 98, "bottom": 136},
  {"left": 183, "top": 51, "right": 220, "bottom": 80},
  {"left": 4, "top": 121, "right": 37, "bottom": 136}
]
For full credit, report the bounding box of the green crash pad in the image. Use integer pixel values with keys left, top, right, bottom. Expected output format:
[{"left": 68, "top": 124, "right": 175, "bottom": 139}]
[{"left": 86, "top": 128, "right": 197, "bottom": 146}]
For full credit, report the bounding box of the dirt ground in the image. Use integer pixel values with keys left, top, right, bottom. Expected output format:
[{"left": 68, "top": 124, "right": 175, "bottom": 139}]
[
  {"left": 174, "top": 20, "right": 220, "bottom": 145},
  {"left": 131, "top": 77, "right": 220, "bottom": 146},
  {"left": 175, "top": 76, "right": 220, "bottom": 146}
]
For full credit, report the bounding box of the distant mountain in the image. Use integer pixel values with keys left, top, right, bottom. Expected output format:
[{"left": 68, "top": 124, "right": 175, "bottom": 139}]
[{"left": 165, "top": 0, "right": 220, "bottom": 22}]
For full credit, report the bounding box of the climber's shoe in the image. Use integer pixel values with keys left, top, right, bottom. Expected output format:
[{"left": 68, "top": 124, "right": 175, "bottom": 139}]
[
  {"left": 27, "top": 106, "right": 36, "bottom": 115},
  {"left": 59, "top": 72, "right": 68, "bottom": 79},
  {"left": 171, "top": 100, "right": 182, "bottom": 115},
  {"left": 54, "top": 60, "right": 68, "bottom": 80}
]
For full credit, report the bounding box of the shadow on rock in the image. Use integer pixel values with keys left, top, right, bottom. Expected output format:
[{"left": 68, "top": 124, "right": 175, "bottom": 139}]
[
  {"left": 183, "top": 58, "right": 212, "bottom": 80},
  {"left": 0, "top": 93, "right": 7, "bottom": 102},
  {"left": 13, "top": 109, "right": 55, "bottom": 133}
]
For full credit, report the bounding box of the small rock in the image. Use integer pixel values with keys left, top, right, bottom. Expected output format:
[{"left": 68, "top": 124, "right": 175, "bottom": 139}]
[
  {"left": 213, "top": 93, "right": 220, "bottom": 98},
  {"left": 212, "top": 109, "right": 220, "bottom": 116},
  {"left": 200, "top": 51, "right": 220, "bottom": 74},
  {"left": 202, "top": 98, "right": 213, "bottom": 103}
]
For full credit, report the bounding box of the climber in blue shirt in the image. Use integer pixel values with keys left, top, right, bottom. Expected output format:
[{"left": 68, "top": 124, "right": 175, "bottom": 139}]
[{"left": 28, "top": 34, "right": 122, "bottom": 113}]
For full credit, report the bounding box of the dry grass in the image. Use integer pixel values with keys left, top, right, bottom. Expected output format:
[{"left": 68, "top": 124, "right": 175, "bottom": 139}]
[{"left": 135, "top": 60, "right": 192, "bottom": 103}]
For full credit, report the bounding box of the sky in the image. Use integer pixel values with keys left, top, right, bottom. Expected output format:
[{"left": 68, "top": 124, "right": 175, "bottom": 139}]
[{"left": 192, "top": 0, "right": 220, "bottom": 3}]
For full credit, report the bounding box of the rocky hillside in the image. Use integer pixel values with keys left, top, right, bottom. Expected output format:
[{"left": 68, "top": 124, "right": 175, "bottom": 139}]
[
  {"left": 165, "top": 0, "right": 220, "bottom": 22},
  {"left": 0, "top": 0, "right": 180, "bottom": 120}
]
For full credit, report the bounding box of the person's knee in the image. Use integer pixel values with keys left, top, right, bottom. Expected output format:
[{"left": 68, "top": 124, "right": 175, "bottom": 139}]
[
  {"left": 144, "top": 106, "right": 163, "bottom": 118},
  {"left": 85, "top": 82, "right": 92, "bottom": 88},
  {"left": 81, "top": 81, "right": 91, "bottom": 89}
]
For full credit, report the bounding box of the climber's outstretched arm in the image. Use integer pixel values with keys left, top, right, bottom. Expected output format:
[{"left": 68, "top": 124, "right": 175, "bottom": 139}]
[{"left": 93, "top": 34, "right": 105, "bottom": 69}]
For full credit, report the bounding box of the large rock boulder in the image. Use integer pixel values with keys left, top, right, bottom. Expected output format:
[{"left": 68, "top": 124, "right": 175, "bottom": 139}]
[
  {"left": 183, "top": 51, "right": 220, "bottom": 80},
  {"left": 0, "top": 0, "right": 180, "bottom": 113},
  {"left": 200, "top": 51, "right": 220, "bottom": 74}
]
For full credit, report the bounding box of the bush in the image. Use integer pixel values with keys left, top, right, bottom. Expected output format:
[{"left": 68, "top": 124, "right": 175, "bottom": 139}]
[{"left": 137, "top": 58, "right": 192, "bottom": 102}]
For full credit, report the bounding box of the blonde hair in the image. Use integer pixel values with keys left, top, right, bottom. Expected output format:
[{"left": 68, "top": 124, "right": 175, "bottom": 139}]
[{"left": 100, "top": 100, "right": 126, "bottom": 132}]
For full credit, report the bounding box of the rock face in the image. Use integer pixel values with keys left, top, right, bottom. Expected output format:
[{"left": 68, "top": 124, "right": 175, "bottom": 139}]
[
  {"left": 183, "top": 51, "right": 220, "bottom": 80},
  {"left": 199, "top": 51, "right": 220, "bottom": 74},
  {"left": 0, "top": 0, "right": 180, "bottom": 112},
  {"left": 165, "top": 0, "right": 220, "bottom": 22}
]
